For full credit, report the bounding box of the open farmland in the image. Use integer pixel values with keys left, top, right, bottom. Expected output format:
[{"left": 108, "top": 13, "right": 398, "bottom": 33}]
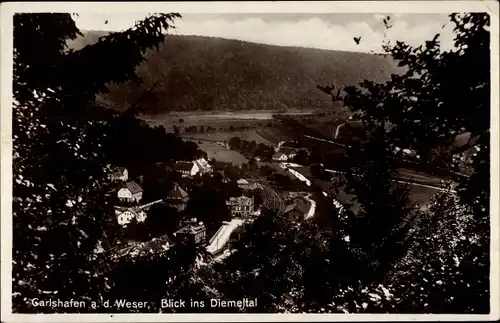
[
  {"left": 140, "top": 110, "right": 312, "bottom": 133},
  {"left": 256, "top": 127, "right": 296, "bottom": 145},
  {"left": 181, "top": 129, "right": 276, "bottom": 146}
]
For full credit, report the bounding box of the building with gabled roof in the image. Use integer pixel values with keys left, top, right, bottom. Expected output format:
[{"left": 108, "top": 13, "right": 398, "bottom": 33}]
[
  {"left": 115, "top": 207, "right": 147, "bottom": 226},
  {"left": 174, "top": 222, "right": 206, "bottom": 245},
  {"left": 226, "top": 196, "right": 255, "bottom": 218},
  {"left": 195, "top": 158, "right": 212, "bottom": 174},
  {"left": 165, "top": 183, "right": 189, "bottom": 211},
  {"left": 114, "top": 199, "right": 163, "bottom": 227},
  {"left": 174, "top": 161, "right": 200, "bottom": 177},
  {"left": 237, "top": 178, "right": 257, "bottom": 190},
  {"left": 283, "top": 197, "right": 312, "bottom": 222},
  {"left": 117, "top": 181, "right": 143, "bottom": 203},
  {"left": 272, "top": 151, "right": 288, "bottom": 161},
  {"left": 237, "top": 178, "right": 249, "bottom": 188},
  {"left": 279, "top": 147, "right": 298, "bottom": 159}
]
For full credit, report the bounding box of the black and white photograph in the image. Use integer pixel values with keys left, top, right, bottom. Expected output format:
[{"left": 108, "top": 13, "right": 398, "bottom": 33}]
[{"left": 1, "top": 1, "right": 499, "bottom": 321}]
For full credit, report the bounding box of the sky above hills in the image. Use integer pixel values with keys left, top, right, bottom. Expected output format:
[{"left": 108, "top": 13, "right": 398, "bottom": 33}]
[{"left": 73, "top": 12, "right": 456, "bottom": 53}]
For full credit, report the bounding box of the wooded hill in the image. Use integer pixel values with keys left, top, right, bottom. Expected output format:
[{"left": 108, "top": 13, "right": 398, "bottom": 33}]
[{"left": 69, "top": 32, "right": 403, "bottom": 114}]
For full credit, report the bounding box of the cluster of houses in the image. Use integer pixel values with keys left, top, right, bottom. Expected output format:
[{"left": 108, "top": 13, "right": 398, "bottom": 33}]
[
  {"left": 106, "top": 161, "right": 261, "bottom": 258},
  {"left": 114, "top": 182, "right": 188, "bottom": 227},
  {"left": 106, "top": 159, "right": 209, "bottom": 227},
  {"left": 106, "top": 158, "right": 316, "bottom": 262}
]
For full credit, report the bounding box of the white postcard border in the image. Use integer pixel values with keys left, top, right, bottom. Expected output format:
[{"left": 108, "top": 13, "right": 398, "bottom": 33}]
[{"left": 1, "top": 1, "right": 499, "bottom": 322}]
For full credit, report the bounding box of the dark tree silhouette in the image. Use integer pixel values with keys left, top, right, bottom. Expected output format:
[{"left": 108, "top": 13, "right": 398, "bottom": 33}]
[
  {"left": 318, "top": 12, "right": 491, "bottom": 313},
  {"left": 12, "top": 12, "right": 188, "bottom": 313}
]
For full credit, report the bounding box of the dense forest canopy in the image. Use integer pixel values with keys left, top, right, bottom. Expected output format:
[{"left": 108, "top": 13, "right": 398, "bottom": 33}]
[
  {"left": 68, "top": 33, "right": 403, "bottom": 113},
  {"left": 12, "top": 12, "right": 204, "bottom": 312}
]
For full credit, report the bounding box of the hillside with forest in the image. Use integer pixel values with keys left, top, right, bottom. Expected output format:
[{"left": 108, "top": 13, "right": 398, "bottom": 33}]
[{"left": 68, "top": 32, "right": 403, "bottom": 114}]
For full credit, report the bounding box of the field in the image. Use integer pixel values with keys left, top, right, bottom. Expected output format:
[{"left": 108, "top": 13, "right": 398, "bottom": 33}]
[
  {"left": 197, "top": 142, "right": 248, "bottom": 166},
  {"left": 256, "top": 127, "right": 296, "bottom": 145},
  {"left": 140, "top": 110, "right": 312, "bottom": 134},
  {"left": 181, "top": 129, "right": 276, "bottom": 146}
]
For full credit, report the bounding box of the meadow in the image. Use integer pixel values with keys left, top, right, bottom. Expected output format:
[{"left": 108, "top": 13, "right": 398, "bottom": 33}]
[{"left": 197, "top": 142, "right": 248, "bottom": 166}]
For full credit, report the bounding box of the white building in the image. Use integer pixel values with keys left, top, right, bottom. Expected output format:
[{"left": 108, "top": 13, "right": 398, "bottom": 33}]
[
  {"left": 226, "top": 196, "right": 255, "bottom": 218},
  {"left": 117, "top": 181, "right": 143, "bottom": 203},
  {"left": 174, "top": 161, "right": 200, "bottom": 177},
  {"left": 272, "top": 152, "right": 288, "bottom": 161},
  {"left": 237, "top": 178, "right": 249, "bottom": 189},
  {"left": 195, "top": 158, "right": 212, "bottom": 174},
  {"left": 115, "top": 208, "right": 147, "bottom": 226},
  {"left": 237, "top": 178, "right": 257, "bottom": 190},
  {"left": 279, "top": 147, "right": 298, "bottom": 160}
]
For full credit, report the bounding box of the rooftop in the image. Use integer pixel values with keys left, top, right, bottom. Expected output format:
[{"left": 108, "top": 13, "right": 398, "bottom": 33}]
[
  {"left": 227, "top": 196, "right": 254, "bottom": 205},
  {"left": 196, "top": 158, "right": 211, "bottom": 170},
  {"left": 123, "top": 181, "right": 143, "bottom": 194},
  {"left": 174, "top": 161, "right": 194, "bottom": 171},
  {"left": 108, "top": 165, "right": 127, "bottom": 174},
  {"left": 175, "top": 223, "right": 206, "bottom": 235},
  {"left": 166, "top": 184, "right": 189, "bottom": 200},
  {"left": 111, "top": 234, "right": 173, "bottom": 259},
  {"left": 283, "top": 198, "right": 312, "bottom": 216}
]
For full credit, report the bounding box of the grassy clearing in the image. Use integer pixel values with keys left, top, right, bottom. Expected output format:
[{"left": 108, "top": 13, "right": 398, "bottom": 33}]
[
  {"left": 198, "top": 142, "right": 248, "bottom": 166},
  {"left": 141, "top": 112, "right": 275, "bottom": 133},
  {"left": 256, "top": 127, "right": 295, "bottom": 145}
]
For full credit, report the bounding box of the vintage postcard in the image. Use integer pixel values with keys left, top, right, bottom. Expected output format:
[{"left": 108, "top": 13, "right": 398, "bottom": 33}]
[{"left": 1, "top": 1, "right": 499, "bottom": 322}]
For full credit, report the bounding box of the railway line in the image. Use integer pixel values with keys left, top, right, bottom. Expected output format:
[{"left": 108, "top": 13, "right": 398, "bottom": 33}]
[{"left": 253, "top": 180, "right": 285, "bottom": 215}]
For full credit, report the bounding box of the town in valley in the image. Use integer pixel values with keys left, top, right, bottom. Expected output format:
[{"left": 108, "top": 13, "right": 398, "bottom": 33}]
[{"left": 8, "top": 8, "right": 493, "bottom": 316}]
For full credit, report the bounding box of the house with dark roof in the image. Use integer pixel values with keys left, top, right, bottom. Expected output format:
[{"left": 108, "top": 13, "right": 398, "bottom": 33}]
[
  {"left": 174, "top": 222, "right": 206, "bottom": 245},
  {"left": 117, "top": 181, "right": 144, "bottom": 203},
  {"left": 165, "top": 183, "right": 189, "bottom": 211},
  {"left": 283, "top": 197, "right": 312, "bottom": 222},
  {"left": 174, "top": 161, "right": 200, "bottom": 177}
]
